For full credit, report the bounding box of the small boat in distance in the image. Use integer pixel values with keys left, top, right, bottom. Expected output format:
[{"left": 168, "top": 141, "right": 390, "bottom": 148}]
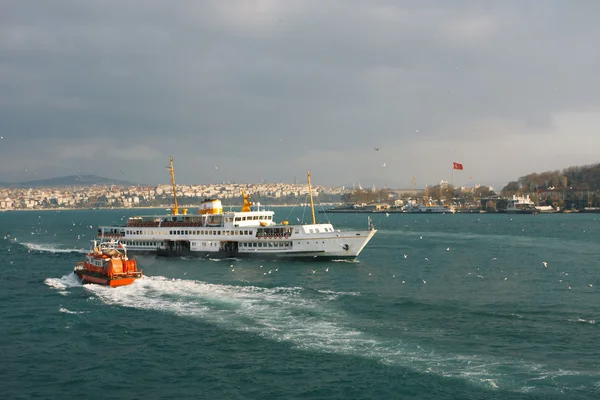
[
  {"left": 74, "top": 240, "right": 142, "bottom": 287},
  {"left": 505, "top": 195, "right": 540, "bottom": 214}
]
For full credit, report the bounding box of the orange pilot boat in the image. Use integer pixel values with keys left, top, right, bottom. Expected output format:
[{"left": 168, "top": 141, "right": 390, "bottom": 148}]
[{"left": 74, "top": 240, "right": 142, "bottom": 287}]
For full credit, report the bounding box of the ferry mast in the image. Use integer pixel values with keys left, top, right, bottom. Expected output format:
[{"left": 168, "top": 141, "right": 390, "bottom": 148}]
[
  {"left": 167, "top": 156, "right": 179, "bottom": 215},
  {"left": 307, "top": 171, "right": 316, "bottom": 224}
]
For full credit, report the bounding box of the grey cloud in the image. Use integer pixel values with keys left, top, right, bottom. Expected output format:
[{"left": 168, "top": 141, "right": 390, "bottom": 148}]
[{"left": 1, "top": 1, "right": 599, "bottom": 186}]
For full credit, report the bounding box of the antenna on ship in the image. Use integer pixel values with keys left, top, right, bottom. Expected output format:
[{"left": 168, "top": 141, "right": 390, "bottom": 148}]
[
  {"left": 167, "top": 156, "right": 179, "bottom": 215},
  {"left": 307, "top": 171, "right": 316, "bottom": 225}
]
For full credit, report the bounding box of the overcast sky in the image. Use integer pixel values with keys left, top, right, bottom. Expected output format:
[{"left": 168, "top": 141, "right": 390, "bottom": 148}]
[{"left": 1, "top": 1, "right": 599, "bottom": 189}]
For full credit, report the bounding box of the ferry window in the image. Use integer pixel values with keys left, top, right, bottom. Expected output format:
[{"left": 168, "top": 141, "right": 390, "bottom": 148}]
[
  {"left": 268, "top": 243, "right": 273, "bottom": 247},
  {"left": 218, "top": 231, "right": 221, "bottom": 235},
  {"left": 252, "top": 243, "right": 257, "bottom": 247}
]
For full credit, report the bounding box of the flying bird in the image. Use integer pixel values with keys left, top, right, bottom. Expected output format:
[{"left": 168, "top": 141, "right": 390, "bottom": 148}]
[
  {"left": 374, "top": 148, "right": 380, "bottom": 151},
  {"left": 542, "top": 261, "right": 548, "bottom": 267}
]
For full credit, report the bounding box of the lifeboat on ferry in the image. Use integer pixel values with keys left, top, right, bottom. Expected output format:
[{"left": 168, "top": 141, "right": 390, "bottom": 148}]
[{"left": 73, "top": 240, "right": 142, "bottom": 287}]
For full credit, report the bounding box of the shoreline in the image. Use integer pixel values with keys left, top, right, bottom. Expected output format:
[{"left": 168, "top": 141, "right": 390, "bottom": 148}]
[
  {"left": 0, "top": 203, "right": 343, "bottom": 213},
  {"left": 2, "top": 207, "right": 597, "bottom": 214}
]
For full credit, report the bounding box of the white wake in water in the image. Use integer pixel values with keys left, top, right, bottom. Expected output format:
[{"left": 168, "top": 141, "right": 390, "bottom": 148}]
[
  {"left": 45, "top": 273, "right": 82, "bottom": 290},
  {"left": 78, "top": 276, "right": 594, "bottom": 392},
  {"left": 59, "top": 307, "right": 88, "bottom": 314},
  {"left": 45, "top": 273, "right": 82, "bottom": 296},
  {"left": 22, "top": 242, "right": 87, "bottom": 254}
]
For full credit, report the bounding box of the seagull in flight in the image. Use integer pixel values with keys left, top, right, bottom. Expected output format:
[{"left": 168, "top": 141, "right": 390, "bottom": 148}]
[
  {"left": 542, "top": 261, "right": 548, "bottom": 267},
  {"left": 374, "top": 148, "right": 380, "bottom": 151}
]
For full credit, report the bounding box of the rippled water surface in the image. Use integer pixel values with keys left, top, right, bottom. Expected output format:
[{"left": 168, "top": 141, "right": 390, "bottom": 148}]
[{"left": 1, "top": 209, "right": 599, "bottom": 399}]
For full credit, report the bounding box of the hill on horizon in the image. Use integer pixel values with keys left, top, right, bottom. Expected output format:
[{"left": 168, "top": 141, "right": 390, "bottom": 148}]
[{"left": 0, "top": 175, "right": 137, "bottom": 188}]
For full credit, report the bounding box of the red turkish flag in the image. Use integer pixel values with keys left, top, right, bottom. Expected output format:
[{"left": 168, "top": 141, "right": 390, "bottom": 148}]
[{"left": 453, "top": 162, "right": 463, "bottom": 170}]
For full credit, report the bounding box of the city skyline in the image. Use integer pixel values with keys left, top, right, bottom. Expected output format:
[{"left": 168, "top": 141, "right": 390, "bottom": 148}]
[{"left": 1, "top": 1, "right": 600, "bottom": 189}]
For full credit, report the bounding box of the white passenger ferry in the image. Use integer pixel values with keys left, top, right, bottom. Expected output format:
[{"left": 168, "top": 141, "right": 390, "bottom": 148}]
[
  {"left": 97, "top": 158, "right": 377, "bottom": 260},
  {"left": 505, "top": 195, "right": 540, "bottom": 214}
]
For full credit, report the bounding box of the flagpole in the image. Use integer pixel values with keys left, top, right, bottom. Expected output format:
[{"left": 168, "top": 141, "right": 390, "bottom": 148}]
[{"left": 452, "top": 149, "right": 456, "bottom": 191}]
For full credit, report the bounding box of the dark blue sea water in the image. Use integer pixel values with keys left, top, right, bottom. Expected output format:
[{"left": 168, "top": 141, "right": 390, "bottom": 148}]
[{"left": 1, "top": 208, "right": 599, "bottom": 399}]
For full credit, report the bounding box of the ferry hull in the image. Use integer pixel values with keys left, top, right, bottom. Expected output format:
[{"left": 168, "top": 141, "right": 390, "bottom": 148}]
[
  {"left": 155, "top": 249, "right": 359, "bottom": 261},
  {"left": 504, "top": 209, "right": 539, "bottom": 215},
  {"left": 101, "top": 226, "right": 376, "bottom": 261}
]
